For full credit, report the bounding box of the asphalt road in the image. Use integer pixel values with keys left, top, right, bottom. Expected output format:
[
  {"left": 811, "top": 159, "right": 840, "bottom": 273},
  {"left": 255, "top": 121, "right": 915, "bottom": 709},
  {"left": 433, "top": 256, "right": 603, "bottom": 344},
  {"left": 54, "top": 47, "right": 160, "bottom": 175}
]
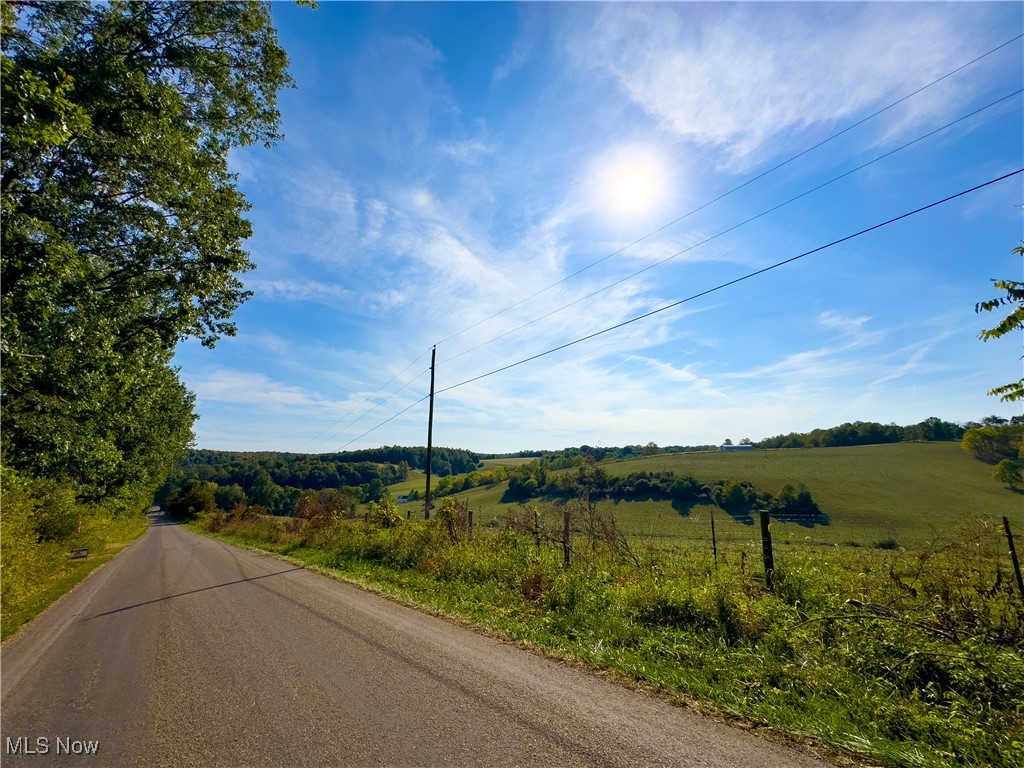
[{"left": 1, "top": 516, "right": 834, "bottom": 767}]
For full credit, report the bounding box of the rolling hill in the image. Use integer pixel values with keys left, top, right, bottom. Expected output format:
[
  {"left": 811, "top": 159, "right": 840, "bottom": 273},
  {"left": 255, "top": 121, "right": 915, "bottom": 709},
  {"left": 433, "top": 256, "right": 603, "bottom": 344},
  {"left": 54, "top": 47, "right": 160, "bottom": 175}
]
[{"left": 405, "top": 442, "right": 1020, "bottom": 547}]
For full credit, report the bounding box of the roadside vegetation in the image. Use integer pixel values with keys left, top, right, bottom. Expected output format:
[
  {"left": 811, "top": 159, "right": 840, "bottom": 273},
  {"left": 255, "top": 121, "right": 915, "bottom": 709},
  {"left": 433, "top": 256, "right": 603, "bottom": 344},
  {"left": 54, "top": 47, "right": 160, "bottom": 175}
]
[
  {"left": 0, "top": 3, "right": 294, "bottom": 637},
  {"left": 0, "top": 467, "right": 149, "bottom": 640},
  {"left": 194, "top": 491, "right": 1023, "bottom": 768}
]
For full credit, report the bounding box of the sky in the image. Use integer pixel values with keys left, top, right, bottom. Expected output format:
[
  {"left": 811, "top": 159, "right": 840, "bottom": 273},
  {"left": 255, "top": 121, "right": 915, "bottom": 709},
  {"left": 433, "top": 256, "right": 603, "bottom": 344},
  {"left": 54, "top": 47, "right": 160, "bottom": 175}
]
[{"left": 173, "top": 1, "right": 1024, "bottom": 455}]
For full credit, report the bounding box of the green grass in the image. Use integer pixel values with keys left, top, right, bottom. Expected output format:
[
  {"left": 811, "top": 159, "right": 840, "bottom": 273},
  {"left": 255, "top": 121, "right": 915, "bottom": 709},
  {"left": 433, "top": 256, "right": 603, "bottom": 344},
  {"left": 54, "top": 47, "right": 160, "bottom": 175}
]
[
  {"left": 186, "top": 442, "right": 1024, "bottom": 767},
  {"left": 479, "top": 457, "right": 540, "bottom": 468},
  {"left": 197, "top": 511, "right": 1024, "bottom": 768},
  {"left": 1, "top": 549, "right": 125, "bottom": 641},
  {"left": 388, "top": 469, "right": 427, "bottom": 498},
  {"left": 1, "top": 516, "right": 147, "bottom": 641},
  {"left": 440, "top": 443, "right": 1019, "bottom": 547}
]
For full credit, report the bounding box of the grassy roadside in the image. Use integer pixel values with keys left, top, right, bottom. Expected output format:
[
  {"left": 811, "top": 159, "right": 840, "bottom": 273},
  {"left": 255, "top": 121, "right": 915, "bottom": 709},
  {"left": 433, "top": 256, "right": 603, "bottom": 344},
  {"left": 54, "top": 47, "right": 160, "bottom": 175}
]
[
  {"left": 2, "top": 547, "right": 125, "bottom": 641},
  {"left": 190, "top": 510, "right": 1023, "bottom": 768},
  {"left": 1, "top": 515, "right": 147, "bottom": 642}
]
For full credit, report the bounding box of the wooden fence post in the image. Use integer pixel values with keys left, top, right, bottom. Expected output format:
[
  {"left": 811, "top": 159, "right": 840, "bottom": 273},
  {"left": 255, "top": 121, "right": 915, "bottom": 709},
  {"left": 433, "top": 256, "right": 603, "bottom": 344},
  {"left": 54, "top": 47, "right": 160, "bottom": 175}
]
[
  {"left": 1003, "top": 516, "right": 1024, "bottom": 601},
  {"left": 468, "top": 508, "right": 473, "bottom": 540},
  {"left": 759, "top": 508, "right": 775, "bottom": 592}
]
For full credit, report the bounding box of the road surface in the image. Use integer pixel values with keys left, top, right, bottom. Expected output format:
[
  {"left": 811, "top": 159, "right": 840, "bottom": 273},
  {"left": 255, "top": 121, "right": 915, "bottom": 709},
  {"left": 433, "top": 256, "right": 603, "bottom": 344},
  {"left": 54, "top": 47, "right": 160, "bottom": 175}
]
[{"left": 2, "top": 515, "right": 834, "bottom": 767}]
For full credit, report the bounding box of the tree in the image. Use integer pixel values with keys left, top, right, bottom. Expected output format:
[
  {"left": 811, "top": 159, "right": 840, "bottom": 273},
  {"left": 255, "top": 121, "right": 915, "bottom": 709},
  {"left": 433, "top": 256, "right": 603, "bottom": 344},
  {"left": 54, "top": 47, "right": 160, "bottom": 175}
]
[
  {"left": 215, "top": 483, "right": 247, "bottom": 513},
  {"left": 961, "top": 424, "right": 1024, "bottom": 464},
  {"left": 981, "top": 415, "right": 1009, "bottom": 426},
  {"left": 1, "top": 2, "right": 293, "bottom": 504},
  {"left": 992, "top": 459, "right": 1022, "bottom": 490},
  {"left": 975, "top": 242, "right": 1024, "bottom": 402},
  {"left": 168, "top": 479, "right": 217, "bottom": 520}
]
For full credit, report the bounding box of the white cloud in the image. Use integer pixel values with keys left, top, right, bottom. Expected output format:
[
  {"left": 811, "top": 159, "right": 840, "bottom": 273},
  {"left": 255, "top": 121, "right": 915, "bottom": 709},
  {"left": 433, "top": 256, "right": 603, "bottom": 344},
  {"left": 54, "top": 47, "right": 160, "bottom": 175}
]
[
  {"left": 440, "top": 138, "right": 496, "bottom": 163},
  {"left": 190, "top": 370, "right": 332, "bottom": 414},
  {"left": 361, "top": 199, "right": 389, "bottom": 245},
  {"left": 246, "top": 278, "right": 354, "bottom": 305},
  {"left": 567, "top": 4, "right": 982, "bottom": 165}
]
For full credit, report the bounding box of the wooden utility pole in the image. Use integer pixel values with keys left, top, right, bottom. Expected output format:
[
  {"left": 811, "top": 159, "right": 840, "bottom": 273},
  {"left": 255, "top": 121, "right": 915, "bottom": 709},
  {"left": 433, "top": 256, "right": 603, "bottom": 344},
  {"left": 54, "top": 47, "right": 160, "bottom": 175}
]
[{"left": 423, "top": 346, "right": 436, "bottom": 520}]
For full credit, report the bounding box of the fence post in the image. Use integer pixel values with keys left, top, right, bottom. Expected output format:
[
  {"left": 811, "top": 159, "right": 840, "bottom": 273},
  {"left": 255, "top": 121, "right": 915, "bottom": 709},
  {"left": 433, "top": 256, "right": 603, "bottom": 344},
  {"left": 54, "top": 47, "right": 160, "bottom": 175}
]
[
  {"left": 1004, "top": 516, "right": 1024, "bottom": 601},
  {"left": 468, "top": 508, "right": 473, "bottom": 540},
  {"left": 759, "top": 508, "right": 775, "bottom": 592}
]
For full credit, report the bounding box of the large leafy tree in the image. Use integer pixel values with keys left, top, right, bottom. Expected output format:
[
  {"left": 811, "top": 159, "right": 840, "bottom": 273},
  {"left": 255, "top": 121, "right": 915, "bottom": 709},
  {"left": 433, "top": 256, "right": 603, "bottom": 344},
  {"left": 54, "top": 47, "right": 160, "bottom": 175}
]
[
  {"left": 1, "top": 1, "right": 292, "bottom": 504},
  {"left": 976, "top": 242, "right": 1024, "bottom": 403}
]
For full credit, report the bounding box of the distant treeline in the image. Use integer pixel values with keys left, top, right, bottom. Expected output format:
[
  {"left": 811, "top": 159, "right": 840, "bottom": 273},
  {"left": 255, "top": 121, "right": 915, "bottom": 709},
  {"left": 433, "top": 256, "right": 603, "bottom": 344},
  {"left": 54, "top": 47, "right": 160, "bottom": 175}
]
[
  {"left": 158, "top": 446, "right": 481, "bottom": 516},
  {"left": 755, "top": 417, "right": 968, "bottom": 449},
  {"left": 480, "top": 443, "right": 717, "bottom": 465}
]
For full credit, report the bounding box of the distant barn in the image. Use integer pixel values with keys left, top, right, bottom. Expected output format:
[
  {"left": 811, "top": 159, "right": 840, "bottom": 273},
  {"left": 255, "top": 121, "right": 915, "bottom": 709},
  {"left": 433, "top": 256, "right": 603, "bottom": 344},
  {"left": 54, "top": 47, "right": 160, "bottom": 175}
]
[{"left": 719, "top": 444, "right": 755, "bottom": 452}]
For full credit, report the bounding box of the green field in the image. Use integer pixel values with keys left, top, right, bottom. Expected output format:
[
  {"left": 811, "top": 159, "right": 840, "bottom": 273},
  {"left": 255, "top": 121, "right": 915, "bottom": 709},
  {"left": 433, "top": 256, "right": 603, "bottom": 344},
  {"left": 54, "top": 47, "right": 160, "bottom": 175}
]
[
  {"left": 388, "top": 469, "right": 427, "bottom": 498},
  {"left": 478, "top": 456, "right": 541, "bottom": 468},
  {"left": 405, "top": 443, "right": 1020, "bottom": 547},
  {"left": 199, "top": 439, "right": 1024, "bottom": 768}
]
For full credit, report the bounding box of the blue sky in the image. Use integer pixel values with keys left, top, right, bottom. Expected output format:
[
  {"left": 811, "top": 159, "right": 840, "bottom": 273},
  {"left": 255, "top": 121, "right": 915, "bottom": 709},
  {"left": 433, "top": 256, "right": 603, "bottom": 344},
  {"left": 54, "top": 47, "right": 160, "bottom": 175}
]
[{"left": 174, "top": 1, "right": 1024, "bottom": 454}]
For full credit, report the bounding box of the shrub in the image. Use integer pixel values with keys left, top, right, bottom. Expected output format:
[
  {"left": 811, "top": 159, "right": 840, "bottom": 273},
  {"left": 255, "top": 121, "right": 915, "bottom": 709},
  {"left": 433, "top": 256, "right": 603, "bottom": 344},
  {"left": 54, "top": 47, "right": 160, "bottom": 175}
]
[{"left": 168, "top": 479, "right": 217, "bottom": 520}]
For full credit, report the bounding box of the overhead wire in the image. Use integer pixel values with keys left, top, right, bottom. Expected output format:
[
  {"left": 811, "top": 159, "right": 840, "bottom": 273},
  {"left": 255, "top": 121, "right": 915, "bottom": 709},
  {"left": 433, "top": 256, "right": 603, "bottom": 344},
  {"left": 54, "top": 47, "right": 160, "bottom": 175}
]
[
  {"left": 431, "top": 33, "right": 1024, "bottom": 349},
  {"left": 335, "top": 169, "right": 1022, "bottom": 448},
  {"left": 308, "top": 35, "right": 1022, "bottom": 451},
  {"left": 299, "top": 348, "right": 432, "bottom": 452},
  {"left": 327, "top": 367, "right": 430, "bottom": 448},
  {"left": 311, "top": 83, "right": 1021, "bottom": 450},
  {"left": 336, "top": 395, "right": 430, "bottom": 452},
  {"left": 438, "top": 89, "right": 1022, "bottom": 366},
  {"left": 434, "top": 169, "right": 1023, "bottom": 396}
]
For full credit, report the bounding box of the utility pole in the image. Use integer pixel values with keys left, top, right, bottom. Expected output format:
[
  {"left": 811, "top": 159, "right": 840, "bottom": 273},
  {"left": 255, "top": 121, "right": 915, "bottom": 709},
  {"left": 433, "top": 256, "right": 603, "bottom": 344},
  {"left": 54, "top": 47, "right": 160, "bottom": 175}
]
[{"left": 423, "top": 346, "right": 436, "bottom": 520}]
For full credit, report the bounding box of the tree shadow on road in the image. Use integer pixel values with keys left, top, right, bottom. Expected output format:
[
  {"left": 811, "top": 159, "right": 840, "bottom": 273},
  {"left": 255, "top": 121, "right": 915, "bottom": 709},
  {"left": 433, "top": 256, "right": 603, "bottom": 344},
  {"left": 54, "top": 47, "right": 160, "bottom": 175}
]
[{"left": 80, "top": 567, "right": 303, "bottom": 621}]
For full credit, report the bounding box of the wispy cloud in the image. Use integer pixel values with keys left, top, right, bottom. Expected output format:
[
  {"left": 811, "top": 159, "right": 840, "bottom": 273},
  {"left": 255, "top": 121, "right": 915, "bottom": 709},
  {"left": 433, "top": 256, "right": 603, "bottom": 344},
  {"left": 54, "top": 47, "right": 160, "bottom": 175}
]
[
  {"left": 440, "top": 138, "right": 495, "bottom": 164},
  {"left": 567, "top": 4, "right": 982, "bottom": 165},
  {"left": 190, "top": 370, "right": 335, "bottom": 415},
  {"left": 246, "top": 278, "right": 354, "bottom": 305}
]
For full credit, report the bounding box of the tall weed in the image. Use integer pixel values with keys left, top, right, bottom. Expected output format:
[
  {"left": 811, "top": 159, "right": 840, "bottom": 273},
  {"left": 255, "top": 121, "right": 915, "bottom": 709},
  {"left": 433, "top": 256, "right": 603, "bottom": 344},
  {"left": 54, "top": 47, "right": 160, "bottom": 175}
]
[{"left": 202, "top": 511, "right": 1024, "bottom": 768}]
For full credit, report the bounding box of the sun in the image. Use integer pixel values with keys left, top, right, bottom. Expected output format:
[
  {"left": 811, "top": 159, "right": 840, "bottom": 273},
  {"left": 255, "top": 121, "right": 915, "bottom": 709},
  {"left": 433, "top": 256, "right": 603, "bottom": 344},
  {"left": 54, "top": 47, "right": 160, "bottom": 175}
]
[
  {"left": 601, "top": 150, "right": 665, "bottom": 214},
  {"left": 612, "top": 168, "right": 656, "bottom": 212}
]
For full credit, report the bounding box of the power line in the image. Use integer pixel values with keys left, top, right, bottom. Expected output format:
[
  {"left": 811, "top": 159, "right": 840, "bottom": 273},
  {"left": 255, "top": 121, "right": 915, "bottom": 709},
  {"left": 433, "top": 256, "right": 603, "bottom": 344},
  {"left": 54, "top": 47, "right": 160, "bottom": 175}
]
[
  {"left": 333, "top": 169, "right": 1021, "bottom": 449},
  {"left": 438, "top": 90, "right": 1022, "bottom": 366},
  {"left": 434, "top": 169, "right": 1023, "bottom": 396},
  {"left": 300, "top": 349, "right": 431, "bottom": 453},
  {"left": 312, "top": 36, "right": 1022, "bottom": 451},
  {"left": 326, "top": 368, "right": 430, "bottom": 450},
  {"left": 336, "top": 394, "right": 430, "bottom": 452},
  {"left": 431, "top": 33, "right": 1023, "bottom": 349}
]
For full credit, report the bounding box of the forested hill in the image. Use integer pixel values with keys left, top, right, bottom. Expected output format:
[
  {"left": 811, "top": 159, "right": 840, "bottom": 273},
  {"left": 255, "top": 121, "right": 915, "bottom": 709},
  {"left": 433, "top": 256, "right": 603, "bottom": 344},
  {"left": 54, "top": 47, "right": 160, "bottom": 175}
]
[
  {"left": 157, "top": 447, "right": 481, "bottom": 514},
  {"left": 181, "top": 446, "right": 480, "bottom": 478},
  {"left": 756, "top": 417, "right": 990, "bottom": 449}
]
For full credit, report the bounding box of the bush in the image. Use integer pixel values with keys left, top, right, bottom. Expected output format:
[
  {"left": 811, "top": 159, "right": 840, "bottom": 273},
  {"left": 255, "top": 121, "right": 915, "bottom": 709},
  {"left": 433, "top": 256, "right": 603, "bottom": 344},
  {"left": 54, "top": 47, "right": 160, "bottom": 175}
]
[{"left": 168, "top": 479, "right": 217, "bottom": 520}]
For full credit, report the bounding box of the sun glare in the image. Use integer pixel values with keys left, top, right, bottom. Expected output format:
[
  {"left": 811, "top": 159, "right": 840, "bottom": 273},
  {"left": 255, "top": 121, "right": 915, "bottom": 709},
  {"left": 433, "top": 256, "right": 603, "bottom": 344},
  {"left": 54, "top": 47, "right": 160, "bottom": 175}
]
[
  {"left": 601, "top": 150, "right": 665, "bottom": 215},
  {"left": 612, "top": 169, "right": 656, "bottom": 212}
]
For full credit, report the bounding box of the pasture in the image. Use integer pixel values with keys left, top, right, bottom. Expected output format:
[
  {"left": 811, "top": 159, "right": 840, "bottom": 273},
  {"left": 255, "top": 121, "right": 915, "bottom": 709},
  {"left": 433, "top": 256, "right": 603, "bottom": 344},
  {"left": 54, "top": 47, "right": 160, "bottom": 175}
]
[{"left": 413, "top": 442, "right": 1019, "bottom": 548}]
